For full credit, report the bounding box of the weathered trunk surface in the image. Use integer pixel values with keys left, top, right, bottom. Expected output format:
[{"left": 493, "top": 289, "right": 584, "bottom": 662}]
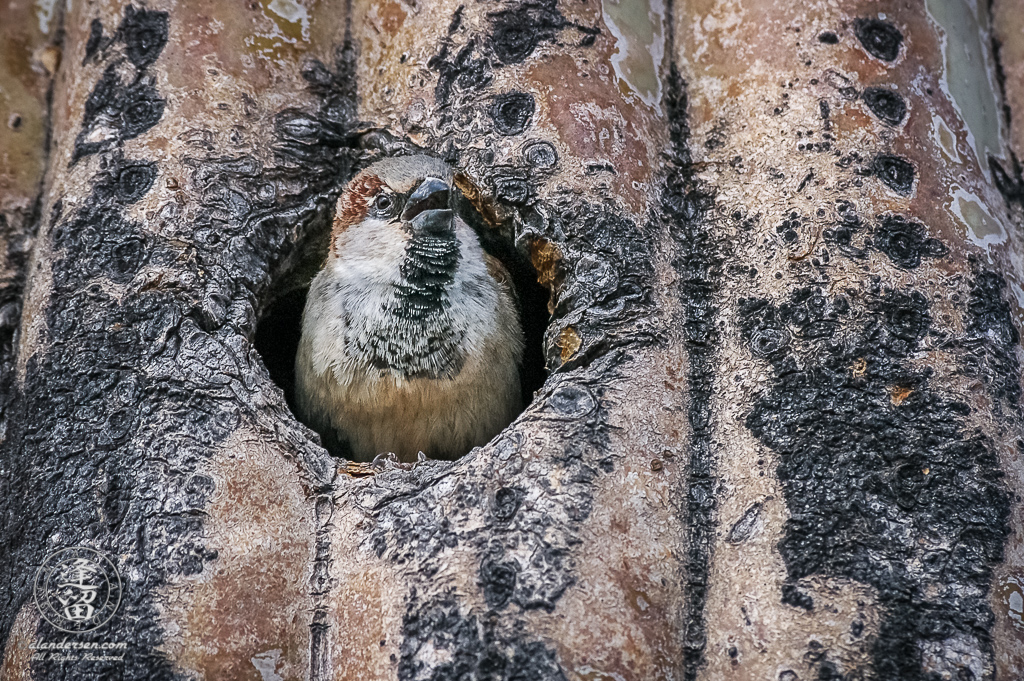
[
  {"left": 993, "top": 0, "right": 1024, "bottom": 160},
  {"left": 0, "top": 0, "right": 348, "bottom": 678},
  {"left": 0, "top": 6, "right": 58, "bottom": 679},
  {"left": 0, "top": 1, "right": 1021, "bottom": 681},
  {"left": 0, "top": 0, "right": 57, "bottom": 439},
  {"left": 673, "top": 1, "right": 1024, "bottom": 679}
]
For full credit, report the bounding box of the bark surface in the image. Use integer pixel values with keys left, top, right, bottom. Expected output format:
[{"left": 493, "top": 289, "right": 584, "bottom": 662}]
[
  {"left": 0, "top": 0, "right": 57, "bottom": 441},
  {"left": 0, "top": 1, "right": 1020, "bottom": 681},
  {"left": 674, "top": 1, "right": 1024, "bottom": 679}
]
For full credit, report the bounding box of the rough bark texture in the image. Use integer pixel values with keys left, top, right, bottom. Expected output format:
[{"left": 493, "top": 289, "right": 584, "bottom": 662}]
[
  {"left": 0, "top": 0, "right": 57, "bottom": 439},
  {"left": 993, "top": 0, "right": 1024, "bottom": 160},
  {"left": 674, "top": 1, "right": 1024, "bottom": 679},
  {"left": 0, "top": 1, "right": 1021, "bottom": 680},
  {"left": 1, "top": 0, "right": 346, "bottom": 678},
  {"left": 326, "top": 2, "right": 691, "bottom": 679}
]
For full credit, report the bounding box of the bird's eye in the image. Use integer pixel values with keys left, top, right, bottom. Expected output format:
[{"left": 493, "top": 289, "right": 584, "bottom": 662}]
[{"left": 373, "top": 193, "right": 394, "bottom": 214}]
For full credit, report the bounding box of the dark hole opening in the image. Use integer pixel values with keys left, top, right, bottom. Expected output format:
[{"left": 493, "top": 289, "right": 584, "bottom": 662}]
[
  {"left": 254, "top": 287, "right": 307, "bottom": 416},
  {"left": 254, "top": 201, "right": 550, "bottom": 461}
]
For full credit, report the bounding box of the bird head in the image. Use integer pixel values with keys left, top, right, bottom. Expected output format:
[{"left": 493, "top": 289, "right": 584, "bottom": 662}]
[{"left": 331, "top": 154, "right": 459, "bottom": 254}]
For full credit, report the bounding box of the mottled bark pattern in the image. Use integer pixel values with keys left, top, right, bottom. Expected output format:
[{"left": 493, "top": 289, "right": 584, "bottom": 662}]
[
  {"left": 0, "top": 0, "right": 1020, "bottom": 680},
  {"left": 0, "top": 0, "right": 56, "bottom": 437},
  {"left": 2, "top": 0, "right": 347, "bottom": 678},
  {"left": 675, "top": 0, "right": 1024, "bottom": 679}
]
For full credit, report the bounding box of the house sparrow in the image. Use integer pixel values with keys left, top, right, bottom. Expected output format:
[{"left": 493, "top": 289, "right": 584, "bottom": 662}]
[{"left": 295, "top": 155, "right": 524, "bottom": 462}]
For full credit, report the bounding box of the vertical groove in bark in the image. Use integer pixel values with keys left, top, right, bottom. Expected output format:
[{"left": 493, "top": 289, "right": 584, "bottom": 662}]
[
  {"left": 0, "top": 3, "right": 55, "bottom": 670},
  {"left": 664, "top": 57, "right": 720, "bottom": 680},
  {"left": 988, "top": 2, "right": 1024, "bottom": 673},
  {"left": 270, "top": 37, "right": 359, "bottom": 681}
]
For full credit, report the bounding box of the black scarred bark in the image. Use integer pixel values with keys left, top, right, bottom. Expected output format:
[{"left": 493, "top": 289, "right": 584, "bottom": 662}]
[
  {"left": 1, "top": 1, "right": 1022, "bottom": 680},
  {"left": 1, "top": 5, "right": 348, "bottom": 677}
]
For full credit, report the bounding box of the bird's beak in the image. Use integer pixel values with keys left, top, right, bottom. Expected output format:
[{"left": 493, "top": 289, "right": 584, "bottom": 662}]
[{"left": 403, "top": 177, "right": 453, "bottom": 234}]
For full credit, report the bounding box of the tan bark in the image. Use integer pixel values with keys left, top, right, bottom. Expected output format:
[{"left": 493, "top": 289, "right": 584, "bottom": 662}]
[
  {"left": 993, "top": 0, "right": 1024, "bottom": 160},
  {"left": 675, "top": 0, "right": 1024, "bottom": 678},
  {"left": 0, "top": 0, "right": 52, "bottom": 215},
  {"left": 0, "top": 1, "right": 1021, "bottom": 680},
  {"left": 0, "top": 0, "right": 57, "bottom": 424}
]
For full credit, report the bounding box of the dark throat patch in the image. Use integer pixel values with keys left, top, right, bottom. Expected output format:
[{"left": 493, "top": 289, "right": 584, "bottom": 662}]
[{"left": 360, "top": 232, "right": 467, "bottom": 379}]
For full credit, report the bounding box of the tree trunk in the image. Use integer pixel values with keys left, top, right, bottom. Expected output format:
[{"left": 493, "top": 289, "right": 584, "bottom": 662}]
[
  {"left": 0, "top": 0, "right": 56, "bottom": 443},
  {"left": 1, "top": 1, "right": 1022, "bottom": 681},
  {"left": 674, "top": 2, "right": 1024, "bottom": 679}
]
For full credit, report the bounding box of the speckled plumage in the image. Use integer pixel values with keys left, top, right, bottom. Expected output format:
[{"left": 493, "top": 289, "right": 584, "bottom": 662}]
[{"left": 295, "top": 155, "right": 524, "bottom": 462}]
